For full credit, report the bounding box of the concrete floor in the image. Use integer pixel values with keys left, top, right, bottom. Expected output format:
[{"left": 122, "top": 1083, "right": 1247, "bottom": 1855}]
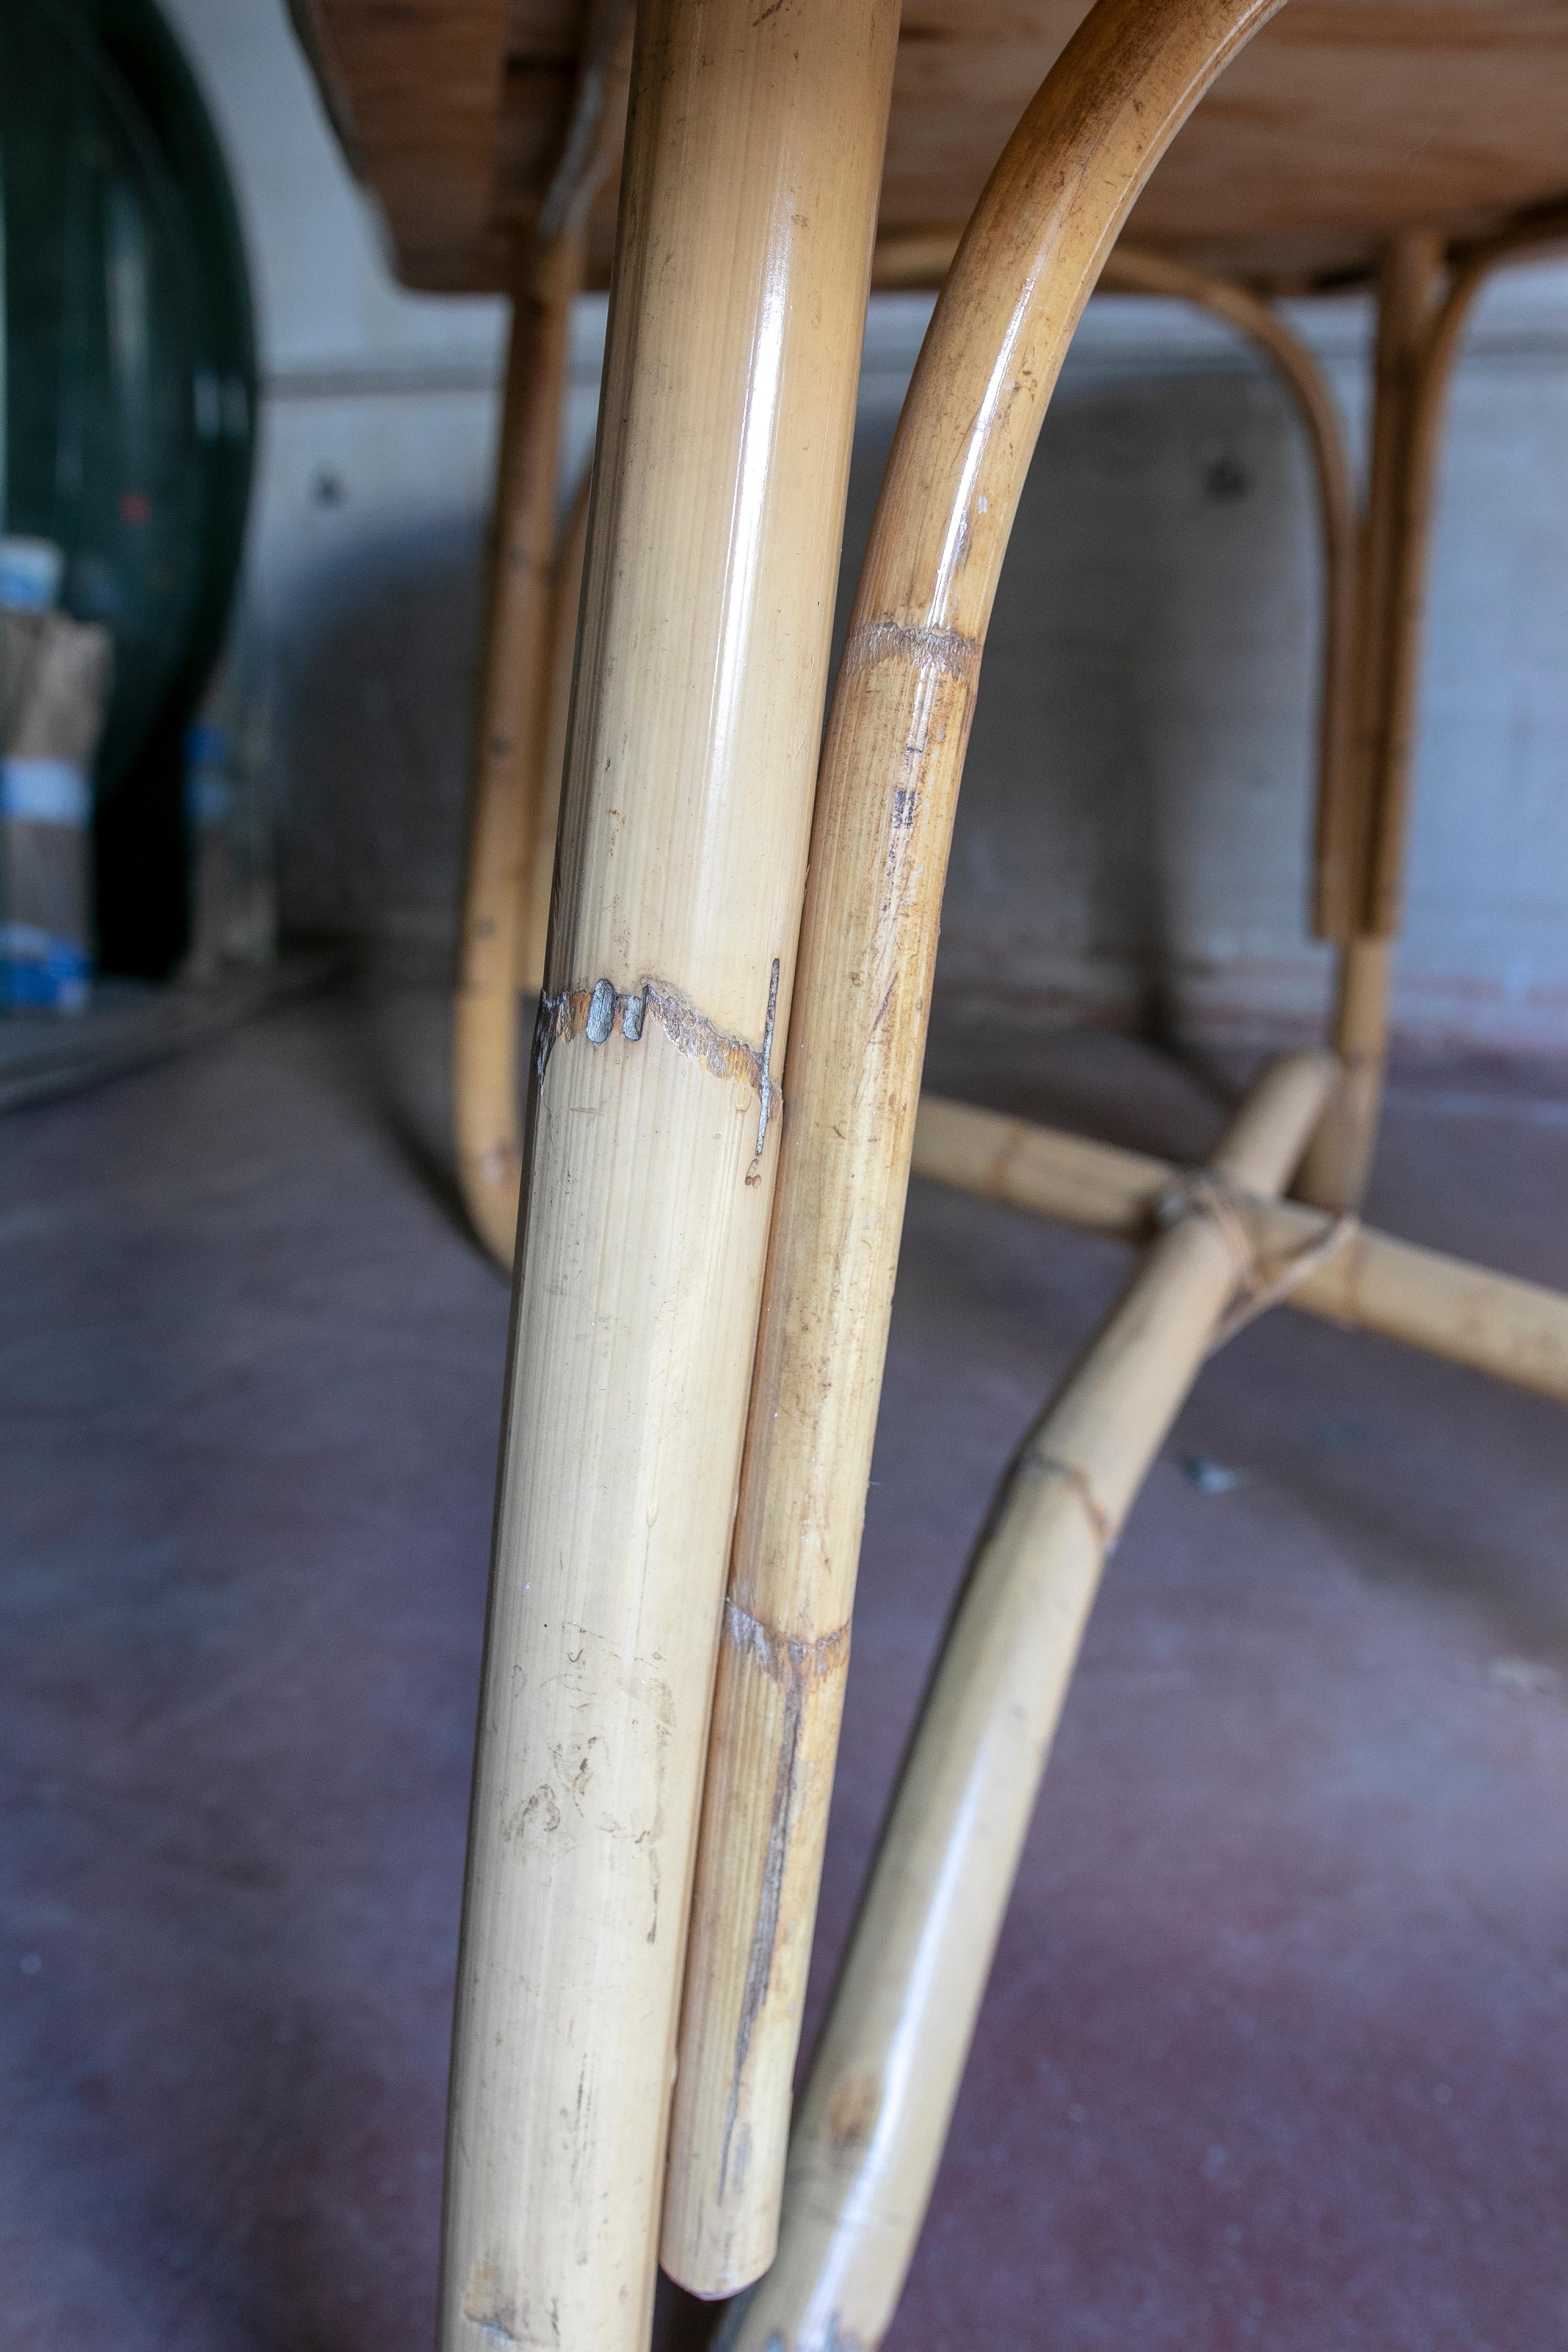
[{"left": 3, "top": 986, "right": 1564, "bottom": 2350}]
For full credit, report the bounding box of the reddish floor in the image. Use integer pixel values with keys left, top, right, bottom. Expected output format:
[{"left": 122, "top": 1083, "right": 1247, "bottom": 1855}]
[{"left": 3, "top": 989, "right": 1564, "bottom": 2350}]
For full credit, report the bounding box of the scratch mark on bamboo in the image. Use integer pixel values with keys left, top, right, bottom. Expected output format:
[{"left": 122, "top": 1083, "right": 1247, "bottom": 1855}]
[
  {"left": 717, "top": 1599, "right": 852, "bottom": 2199},
  {"left": 460, "top": 2265, "right": 524, "bottom": 2345},
  {"left": 1017, "top": 1449, "right": 1113, "bottom": 1553},
  {"left": 533, "top": 969, "right": 785, "bottom": 1161},
  {"left": 837, "top": 618, "right": 980, "bottom": 687},
  {"left": 753, "top": 958, "right": 782, "bottom": 1168},
  {"left": 723, "top": 1597, "right": 851, "bottom": 1689}
]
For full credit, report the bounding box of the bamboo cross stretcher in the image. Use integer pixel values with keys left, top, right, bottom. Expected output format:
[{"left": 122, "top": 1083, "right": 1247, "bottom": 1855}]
[{"left": 292, "top": 1, "right": 1568, "bottom": 2343}]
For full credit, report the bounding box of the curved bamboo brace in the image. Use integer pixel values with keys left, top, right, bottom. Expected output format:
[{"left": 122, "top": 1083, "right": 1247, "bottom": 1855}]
[
  {"left": 451, "top": 7, "right": 629, "bottom": 1270},
  {"left": 439, "top": 0, "right": 900, "bottom": 2340},
  {"left": 662, "top": 0, "right": 1290, "bottom": 2302},
  {"left": 727, "top": 1051, "right": 1336, "bottom": 2351},
  {"left": 872, "top": 231, "right": 1360, "bottom": 925},
  {"left": 1298, "top": 203, "right": 1568, "bottom": 1210},
  {"left": 913, "top": 1093, "right": 1568, "bottom": 1407},
  {"left": 1096, "top": 245, "right": 1358, "bottom": 949}
]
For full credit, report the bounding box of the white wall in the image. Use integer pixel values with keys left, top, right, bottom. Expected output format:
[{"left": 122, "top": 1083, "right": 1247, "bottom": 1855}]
[{"left": 167, "top": 0, "right": 1568, "bottom": 1057}]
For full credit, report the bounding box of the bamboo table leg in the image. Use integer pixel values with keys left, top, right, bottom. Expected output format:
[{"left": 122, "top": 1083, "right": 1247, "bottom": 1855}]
[
  {"left": 1300, "top": 211, "right": 1568, "bottom": 1209},
  {"left": 453, "top": 228, "right": 585, "bottom": 1267},
  {"left": 724, "top": 1051, "right": 1335, "bottom": 2352},
  {"left": 452, "top": 7, "right": 629, "bottom": 1271},
  {"left": 437, "top": 0, "right": 897, "bottom": 2343},
  {"left": 513, "top": 470, "right": 591, "bottom": 1010},
  {"left": 1296, "top": 232, "right": 1447, "bottom": 1210},
  {"left": 662, "top": 0, "right": 1290, "bottom": 2301}
]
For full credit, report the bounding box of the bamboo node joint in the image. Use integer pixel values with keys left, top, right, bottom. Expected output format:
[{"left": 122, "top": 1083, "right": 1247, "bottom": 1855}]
[
  {"left": 1017, "top": 1450, "right": 1114, "bottom": 1553},
  {"left": 1155, "top": 1168, "right": 1359, "bottom": 1351}
]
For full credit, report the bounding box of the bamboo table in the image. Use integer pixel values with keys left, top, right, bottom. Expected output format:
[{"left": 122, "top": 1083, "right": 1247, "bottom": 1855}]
[{"left": 293, "top": 4, "right": 1568, "bottom": 2345}]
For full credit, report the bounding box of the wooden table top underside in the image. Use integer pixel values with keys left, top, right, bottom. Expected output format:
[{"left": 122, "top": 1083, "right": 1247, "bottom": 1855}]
[{"left": 288, "top": 0, "right": 1568, "bottom": 293}]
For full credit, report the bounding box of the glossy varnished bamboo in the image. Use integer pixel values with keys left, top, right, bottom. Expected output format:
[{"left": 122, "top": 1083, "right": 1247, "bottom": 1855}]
[
  {"left": 913, "top": 1093, "right": 1568, "bottom": 1407},
  {"left": 662, "top": 0, "right": 1290, "bottom": 2301},
  {"left": 438, "top": 0, "right": 897, "bottom": 2341},
  {"left": 453, "top": 228, "right": 585, "bottom": 1268},
  {"left": 871, "top": 231, "right": 1359, "bottom": 873},
  {"left": 727, "top": 1053, "right": 1335, "bottom": 2352},
  {"left": 452, "top": 4, "right": 631, "bottom": 1271}
]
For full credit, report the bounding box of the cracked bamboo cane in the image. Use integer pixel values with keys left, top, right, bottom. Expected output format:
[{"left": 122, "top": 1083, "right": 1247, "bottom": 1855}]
[
  {"left": 452, "top": 3, "right": 629, "bottom": 1271},
  {"left": 438, "top": 0, "right": 898, "bottom": 2342},
  {"left": 514, "top": 468, "right": 590, "bottom": 1016},
  {"left": 724, "top": 1050, "right": 1336, "bottom": 2352},
  {"left": 662, "top": 0, "right": 1291, "bottom": 2300},
  {"left": 913, "top": 1093, "right": 1568, "bottom": 1406}
]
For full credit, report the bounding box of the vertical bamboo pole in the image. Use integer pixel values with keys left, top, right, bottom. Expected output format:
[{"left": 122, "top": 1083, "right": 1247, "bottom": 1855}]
[
  {"left": 725, "top": 1053, "right": 1336, "bottom": 2352},
  {"left": 453, "top": 4, "right": 631, "bottom": 1271},
  {"left": 453, "top": 230, "right": 584, "bottom": 1267},
  {"left": 661, "top": 0, "right": 1290, "bottom": 2301},
  {"left": 438, "top": 0, "right": 898, "bottom": 2344},
  {"left": 1297, "top": 232, "right": 1446, "bottom": 1210},
  {"left": 514, "top": 469, "right": 591, "bottom": 1004},
  {"left": 1304, "top": 213, "right": 1568, "bottom": 1207}
]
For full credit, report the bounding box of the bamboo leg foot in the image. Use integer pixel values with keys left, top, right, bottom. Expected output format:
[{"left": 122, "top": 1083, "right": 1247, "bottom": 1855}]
[{"left": 1295, "top": 935, "right": 1391, "bottom": 1210}]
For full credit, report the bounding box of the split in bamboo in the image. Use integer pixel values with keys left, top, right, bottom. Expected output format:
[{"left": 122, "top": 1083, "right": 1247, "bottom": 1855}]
[
  {"left": 662, "top": 0, "right": 1293, "bottom": 2302},
  {"left": 913, "top": 1093, "right": 1568, "bottom": 1408},
  {"left": 515, "top": 470, "right": 591, "bottom": 1021},
  {"left": 451, "top": 2, "right": 629, "bottom": 1270},
  {"left": 437, "top": 0, "right": 898, "bottom": 2343},
  {"left": 725, "top": 1053, "right": 1336, "bottom": 2352}
]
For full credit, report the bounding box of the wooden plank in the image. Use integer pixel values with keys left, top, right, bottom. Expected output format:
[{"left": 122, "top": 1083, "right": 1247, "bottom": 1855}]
[
  {"left": 292, "top": 0, "right": 513, "bottom": 290},
  {"left": 294, "top": 0, "right": 1568, "bottom": 293}
]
